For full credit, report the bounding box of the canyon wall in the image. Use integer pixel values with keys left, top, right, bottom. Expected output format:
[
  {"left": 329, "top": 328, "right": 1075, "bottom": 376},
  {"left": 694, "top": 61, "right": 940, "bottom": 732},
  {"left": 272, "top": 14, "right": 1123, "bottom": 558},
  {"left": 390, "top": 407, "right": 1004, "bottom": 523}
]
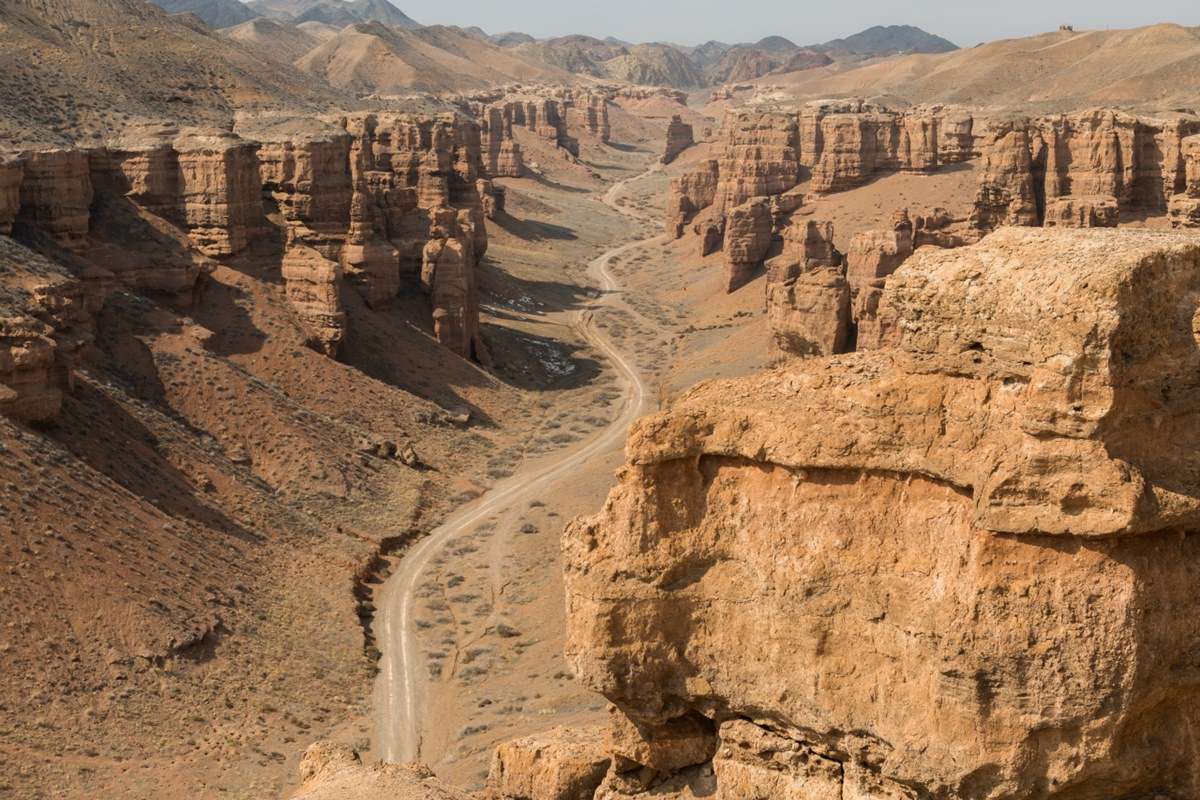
[
  {"left": 457, "top": 86, "right": 614, "bottom": 176},
  {"left": 0, "top": 110, "right": 497, "bottom": 422},
  {"left": 970, "top": 110, "right": 1200, "bottom": 233},
  {"left": 669, "top": 105, "right": 1200, "bottom": 248},
  {"left": 667, "top": 102, "right": 1200, "bottom": 363},
  {"left": 557, "top": 227, "right": 1200, "bottom": 800}
]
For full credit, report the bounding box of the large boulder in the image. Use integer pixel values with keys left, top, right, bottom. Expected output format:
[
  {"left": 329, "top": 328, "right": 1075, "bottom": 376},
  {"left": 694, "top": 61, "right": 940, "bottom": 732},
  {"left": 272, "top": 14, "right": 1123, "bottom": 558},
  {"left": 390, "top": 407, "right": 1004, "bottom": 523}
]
[{"left": 565, "top": 228, "right": 1200, "bottom": 799}]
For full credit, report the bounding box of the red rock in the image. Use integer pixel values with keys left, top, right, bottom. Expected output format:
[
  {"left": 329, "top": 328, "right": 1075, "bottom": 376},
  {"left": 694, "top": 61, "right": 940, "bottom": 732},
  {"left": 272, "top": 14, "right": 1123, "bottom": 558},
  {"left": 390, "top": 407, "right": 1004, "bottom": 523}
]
[
  {"left": 722, "top": 197, "right": 772, "bottom": 292},
  {"left": 661, "top": 115, "right": 694, "bottom": 165},
  {"left": 0, "top": 155, "right": 25, "bottom": 236},
  {"left": 664, "top": 159, "right": 719, "bottom": 239},
  {"left": 173, "top": 130, "right": 263, "bottom": 258},
  {"left": 764, "top": 219, "right": 851, "bottom": 357},
  {"left": 15, "top": 149, "right": 94, "bottom": 251}
]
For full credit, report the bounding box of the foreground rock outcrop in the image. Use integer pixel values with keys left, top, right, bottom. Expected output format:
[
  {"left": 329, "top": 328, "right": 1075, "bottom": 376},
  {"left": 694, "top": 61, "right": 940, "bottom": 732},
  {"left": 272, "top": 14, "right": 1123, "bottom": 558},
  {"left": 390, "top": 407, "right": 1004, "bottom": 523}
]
[
  {"left": 561, "top": 227, "right": 1200, "bottom": 799},
  {"left": 291, "top": 743, "right": 471, "bottom": 800}
]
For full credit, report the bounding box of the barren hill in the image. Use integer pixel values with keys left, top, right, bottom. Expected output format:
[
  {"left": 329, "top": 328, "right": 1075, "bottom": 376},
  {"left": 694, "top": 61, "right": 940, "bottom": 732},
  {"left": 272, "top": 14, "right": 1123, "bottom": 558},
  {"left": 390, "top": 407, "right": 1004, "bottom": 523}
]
[
  {"left": 246, "top": 0, "right": 420, "bottom": 28},
  {"left": 0, "top": 0, "right": 340, "bottom": 145},
  {"left": 150, "top": 0, "right": 256, "bottom": 27},
  {"left": 760, "top": 23, "right": 1200, "bottom": 112},
  {"left": 820, "top": 23, "right": 958, "bottom": 55},
  {"left": 221, "top": 16, "right": 322, "bottom": 63},
  {"left": 605, "top": 43, "right": 706, "bottom": 88},
  {"left": 295, "top": 21, "right": 568, "bottom": 93}
]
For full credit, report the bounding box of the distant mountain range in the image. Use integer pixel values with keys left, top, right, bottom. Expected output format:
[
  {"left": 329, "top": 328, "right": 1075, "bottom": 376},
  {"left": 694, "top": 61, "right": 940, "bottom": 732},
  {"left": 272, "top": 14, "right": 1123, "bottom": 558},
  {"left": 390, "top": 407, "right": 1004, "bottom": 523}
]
[{"left": 146, "top": 0, "right": 959, "bottom": 90}]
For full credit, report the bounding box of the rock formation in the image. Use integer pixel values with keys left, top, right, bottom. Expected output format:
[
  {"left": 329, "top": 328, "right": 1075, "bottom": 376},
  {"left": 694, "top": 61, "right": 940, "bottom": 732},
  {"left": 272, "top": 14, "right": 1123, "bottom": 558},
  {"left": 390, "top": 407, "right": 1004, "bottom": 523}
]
[
  {"left": 1169, "top": 133, "right": 1200, "bottom": 228},
  {"left": 661, "top": 115, "right": 694, "bottom": 165},
  {"left": 844, "top": 209, "right": 914, "bottom": 290},
  {"left": 664, "top": 159, "right": 719, "bottom": 239},
  {"left": 481, "top": 105, "right": 524, "bottom": 178},
  {"left": 714, "top": 110, "right": 800, "bottom": 213},
  {"left": 486, "top": 726, "right": 611, "bottom": 800},
  {"left": 14, "top": 149, "right": 94, "bottom": 252},
  {"left": 0, "top": 111, "right": 495, "bottom": 370},
  {"left": 291, "top": 742, "right": 471, "bottom": 800},
  {"left": 562, "top": 227, "right": 1200, "bottom": 799},
  {"left": 173, "top": 130, "right": 264, "bottom": 257},
  {"left": 764, "top": 219, "right": 850, "bottom": 357},
  {"left": 257, "top": 127, "right": 354, "bottom": 354},
  {"left": 0, "top": 156, "right": 23, "bottom": 236},
  {"left": 722, "top": 197, "right": 772, "bottom": 291},
  {"left": 1042, "top": 194, "right": 1119, "bottom": 227},
  {"left": 576, "top": 91, "right": 611, "bottom": 143},
  {"left": 804, "top": 104, "right": 942, "bottom": 194},
  {"left": 340, "top": 112, "right": 491, "bottom": 361},
  {"left": 971, "top": 110, "right": 1200, "bottom": 234},
  {"left": 0, "top": 236, "right": 104, "bottom": 422}
]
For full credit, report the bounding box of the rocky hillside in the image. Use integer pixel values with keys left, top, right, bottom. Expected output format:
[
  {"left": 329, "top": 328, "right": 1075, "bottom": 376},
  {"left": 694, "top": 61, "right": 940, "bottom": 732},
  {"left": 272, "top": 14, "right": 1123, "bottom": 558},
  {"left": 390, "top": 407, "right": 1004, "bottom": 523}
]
[
  {"left": 152, "top": 0, "right": 256, "bottom": 27},
  {"left": 244, "top": 0, "right": 420, "bottom": 27},
  {"left": 0, "top": 0, "right": 340, "bottom": 145},
  {"left": 758, "top": 22, "right": 1200, "bottom": 112}
]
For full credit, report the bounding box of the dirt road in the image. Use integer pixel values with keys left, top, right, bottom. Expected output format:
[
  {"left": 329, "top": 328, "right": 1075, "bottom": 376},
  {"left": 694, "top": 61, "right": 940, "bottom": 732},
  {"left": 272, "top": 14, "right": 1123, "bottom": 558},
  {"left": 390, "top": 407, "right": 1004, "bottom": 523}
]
[{"left": 373, "top": 164, "right": 664, "bottom": 763}]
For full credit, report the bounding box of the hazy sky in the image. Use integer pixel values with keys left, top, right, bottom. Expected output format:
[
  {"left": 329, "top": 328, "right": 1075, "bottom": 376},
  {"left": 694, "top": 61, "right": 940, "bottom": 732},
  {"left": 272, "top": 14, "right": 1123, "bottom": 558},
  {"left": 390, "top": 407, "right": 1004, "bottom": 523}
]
[{"left": 395, "top": 0, "right": 1200, "bottom": 47}]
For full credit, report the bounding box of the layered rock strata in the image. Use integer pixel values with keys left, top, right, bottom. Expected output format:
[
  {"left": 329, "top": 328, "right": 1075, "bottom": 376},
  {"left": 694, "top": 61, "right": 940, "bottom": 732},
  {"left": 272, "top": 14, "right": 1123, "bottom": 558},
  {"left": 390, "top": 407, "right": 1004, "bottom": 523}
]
[
  {"left": 0, "top": 156, "right": 23, "bottom": 236},
  {"left": 1042, "top": 194, "right": 1119, "bottom": 227},
  {"left": 486, "top": 726, "right": 611, "bottom": 800},
  {"left": 1169, "top": 134, "right": 1200, "bottom": 228},
  {"left": 971, "top": 110, "right": 1200, "bottom": 233},
  {"left": 564, "top": 227, "right": 1200, "bottom": 800},
  {"left": 722, "top": 197, "right": 772, "bottom": 292},
  {"left": 0, "top": 236, "right": 104, "bottom": 422},
  {"left": 1, "top": 112, "right": 493, "bottom": 369},
  {"left": 665, "top": 159, "right": 719, "bottom": 239},
  {"left": 661, "top": 115, "right": 694, "bottom": 165},
  {"left": 341, "top": 112, "right": 491, "bottom": 361},
  {"left": 14, "top": 149, "right": 94, "bottom": 251},
  {"left": 257, "top": 129, "right": 353, "bottom": 354},
  {"left": 763, "top": 219, "right": 850, "bottom": 357}
]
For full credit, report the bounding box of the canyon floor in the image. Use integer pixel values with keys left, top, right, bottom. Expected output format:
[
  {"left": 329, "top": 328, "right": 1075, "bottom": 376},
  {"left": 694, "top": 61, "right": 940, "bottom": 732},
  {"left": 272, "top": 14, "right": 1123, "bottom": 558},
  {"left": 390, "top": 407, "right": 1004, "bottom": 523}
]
[{"left": 365, "top": 101, "right": 778, "bottom": 791}]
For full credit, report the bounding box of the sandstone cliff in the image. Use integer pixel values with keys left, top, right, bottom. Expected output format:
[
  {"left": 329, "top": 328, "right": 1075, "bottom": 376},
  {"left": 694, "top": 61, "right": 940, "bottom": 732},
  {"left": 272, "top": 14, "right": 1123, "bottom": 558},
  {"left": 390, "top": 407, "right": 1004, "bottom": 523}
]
[
  {"left": 0, "top": 237, "right": 104, "bottom": 422},
  {"left": 0, "top": 110, "right": 495, "bottom": 420},
  {"left": 971, "top": 110, "right": 1200, "bottom": 233},
  {"left": 763, "top": 219, "right": 849, "bottom": 357},
  {"left": 562, "top": 227, "right": 1200, "bottom": 799},
  {"left": 1169, "top": 133, "right": 1200, "bottom": 228},
  {"left": 661, "top": 115, "right": 694, "bottom": 165}
]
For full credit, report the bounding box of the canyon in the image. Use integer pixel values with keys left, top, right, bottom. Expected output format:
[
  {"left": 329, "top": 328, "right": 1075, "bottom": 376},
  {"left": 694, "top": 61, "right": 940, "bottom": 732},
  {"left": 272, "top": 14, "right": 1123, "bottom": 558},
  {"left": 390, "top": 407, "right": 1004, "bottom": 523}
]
[{"left": 6, "top": 1, "right": 1200, "bottom": 800}]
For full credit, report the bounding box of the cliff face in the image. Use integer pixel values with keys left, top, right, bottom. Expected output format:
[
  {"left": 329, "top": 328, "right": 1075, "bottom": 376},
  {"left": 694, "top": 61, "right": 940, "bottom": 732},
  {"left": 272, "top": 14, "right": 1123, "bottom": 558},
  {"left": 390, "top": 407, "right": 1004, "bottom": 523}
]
[
  {"left": 763, "top": 219, "right": 849, "bottom": 357},
  {"left": 1169, "top": 133, "right": 1200, "bottom": 228},
  {"left": 342, "top": 112, "right": 492, "bottom": 362},
  {"left": 971, "top": 110, "right": 1200, "bottom": 233},
  {"left": 670, "top": 104, "right": 1200, "bottom": 253},
  {"left": 0, "top": 110, "right": 496, "bottom": 421},
  {"left": 563, "top": 228, "right": 1200, "bottom": 799},
  {"left": 804, "top": 105, "right": 944, "bottom": 194},
  {"left": 714, "top": 111, "right": 800, "bottom": 214},
  {"left": 0, "top": 237, "right": 104, "bottom": 422}
]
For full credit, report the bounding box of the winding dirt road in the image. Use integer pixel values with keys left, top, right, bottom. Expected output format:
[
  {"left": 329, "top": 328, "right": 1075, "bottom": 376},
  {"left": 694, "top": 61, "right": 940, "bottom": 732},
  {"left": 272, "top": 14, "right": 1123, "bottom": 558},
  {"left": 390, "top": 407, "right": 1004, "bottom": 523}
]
[{"left": 373, "top": 163, "right": 664, "bottom": 763}]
